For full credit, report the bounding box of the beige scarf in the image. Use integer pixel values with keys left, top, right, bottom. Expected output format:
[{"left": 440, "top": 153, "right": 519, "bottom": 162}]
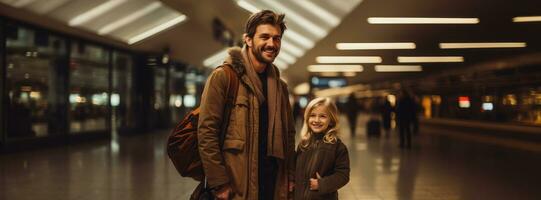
[{"left": 242, "top": 48, "right": 286, "bottom": 159}]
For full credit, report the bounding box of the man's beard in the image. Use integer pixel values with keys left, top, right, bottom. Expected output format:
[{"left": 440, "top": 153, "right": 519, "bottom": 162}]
[{"left": 252, "top": 45, "right": 278, "bottom": 64}]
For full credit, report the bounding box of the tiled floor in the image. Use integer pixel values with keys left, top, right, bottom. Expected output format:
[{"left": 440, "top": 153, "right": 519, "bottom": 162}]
[{"left": 1, "top": 115, "right": 541, "bottom": 200}]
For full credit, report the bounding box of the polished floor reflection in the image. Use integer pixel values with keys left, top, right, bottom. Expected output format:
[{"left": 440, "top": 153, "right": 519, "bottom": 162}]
[{"left": 1, "top": 115, "right": 541, "bottom": 200}]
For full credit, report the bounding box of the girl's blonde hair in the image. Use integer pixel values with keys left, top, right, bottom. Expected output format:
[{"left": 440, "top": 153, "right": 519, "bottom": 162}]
[{"left": 299, "top": 97, "right": 340, "bottom": 151}]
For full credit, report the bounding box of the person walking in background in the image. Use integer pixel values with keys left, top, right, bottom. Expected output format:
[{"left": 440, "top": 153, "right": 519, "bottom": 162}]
[
  {"left": 295, "top": 97, "right": 350, "bottom": 200},
  {"left": 411, "top": 95, "right": 421, "bottom": 136},
  {"left": 396, "top": 90, "right": 416, "bottom": 149},
  {"left": 345, "top": 93, "right": 359, "bottom": 136},
  {"left": 381, "top": 97, "right": 394, "bottom": 137}
]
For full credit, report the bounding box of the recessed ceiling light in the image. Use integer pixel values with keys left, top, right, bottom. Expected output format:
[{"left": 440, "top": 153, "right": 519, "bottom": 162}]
[
  {"left": 397, "top": 56, "right": 464, "bottom": 63},
  {"left": 283, "top": 29, "right": 315, "bottom": 49},
  {"left": 281, "top": 40, "right": 304, "bottom": 57},
  {"left": 98, "top": 2, "right": 162, "bottom": 35},
  {"left": 337, "top": 42, "right": 416, "bottom": 50},
  {"left": 316, "top": 56, "right": 382, "bottom": 63},
  {"left": 261, "top": 0, "right": 326, "bottom": 38},
  {"left": 237, "top": 0, "right": 260, "bottom": 13},
  {"left": 69, "top": 0, "right": 127, "bottom": 26},
  {"left": 308, "top": 65, "right": 364, "bottom": 72},
  {"left": 319, "top": 72, "right": 341, "bottom": 77},
  {"left": 375, "top": 65, "right": 422, "bottom": 72},
  {"left": 367, "top": 17, "right": 479, "bottom": 24},
  {"left": 512, "top": 16, "right": 541, "bottom": 22},
  {"left": 277, "top": 51, "right": 296, "bottom": 64},
  {"left": 128, "top": 15, "right": 187, "bottom": 44},
  {"left": 291, "top": 0, "right": 340, "bottom": 26},
  {"left": 203, "top": 48, "right": 228, "bottom": 68},
  {"left": 343, "top": 72, "right": 357, "bottom": 77},
  {"left": 439, "top": 42, "right": 526, "bottom": 49},
  {"left": 273, "top": 58, "right": 289, "bottom": 70}
]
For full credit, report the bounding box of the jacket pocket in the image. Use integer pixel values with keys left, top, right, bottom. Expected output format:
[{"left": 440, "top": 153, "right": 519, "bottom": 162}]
[
  {"left": 223, "top": 139, "right": 247, "bottom": 196},
  {"left": 226, "top": 96, "right": 249, "bottom": 141},
  {"left": 223, "top": 139, "right": 245, "bottom": 151}
]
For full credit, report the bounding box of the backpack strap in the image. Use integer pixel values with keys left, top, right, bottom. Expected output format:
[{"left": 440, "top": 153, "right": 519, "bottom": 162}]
[{"left": 218, "top": 64, "right": 239, "bottom": 149}]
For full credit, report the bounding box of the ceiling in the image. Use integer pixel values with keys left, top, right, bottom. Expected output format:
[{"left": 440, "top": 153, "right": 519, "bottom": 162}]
[{"left": 1, "top": 0, "right": 541, "bottom": 92}]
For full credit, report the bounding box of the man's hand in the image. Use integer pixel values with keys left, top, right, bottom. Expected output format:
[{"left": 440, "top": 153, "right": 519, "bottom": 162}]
[
  {"left": 214, "top": 184, "right": 232, "bottom": 200},
  {"left": 288, "top": 181, "right": 295, "bottom": 192}
]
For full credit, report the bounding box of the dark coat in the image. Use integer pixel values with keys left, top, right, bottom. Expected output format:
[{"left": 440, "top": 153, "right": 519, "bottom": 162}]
[{"left": 294, "top": 136, "right": 350, "bottom": 200}]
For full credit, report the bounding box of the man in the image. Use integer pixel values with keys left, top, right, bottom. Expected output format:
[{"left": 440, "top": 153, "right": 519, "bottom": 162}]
[
  {"left": 396, "top": 90, "right": 416, "bottom": 148},
  {"left": 198, "top": 10, "right": 296, "bottom": 200}
]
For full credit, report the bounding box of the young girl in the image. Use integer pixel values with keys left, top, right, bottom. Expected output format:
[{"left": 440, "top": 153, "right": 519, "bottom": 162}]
[{"left": 294, "top": 97, "right": 350, "bottom": 200}]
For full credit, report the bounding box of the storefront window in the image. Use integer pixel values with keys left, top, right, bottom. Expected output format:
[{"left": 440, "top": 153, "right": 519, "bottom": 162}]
[
  {"left": 5, "top": 24, "right": 68, "bottom": 139},
  {"left": 112, "top": 51, "right": 134, "bottom": 132},
  {"left": 69, "top": 42, "right": 109, "bottom": 134},
  {"left": 169, "top": 64, "right": 185, "bottom": 123},
  {"left": 153, "top": 67, "right": 168, "bottom": 127}
]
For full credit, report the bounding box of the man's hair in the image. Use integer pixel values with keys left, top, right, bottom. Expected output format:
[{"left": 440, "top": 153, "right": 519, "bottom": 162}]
[{"left": 244, "top": 10, "right": 286, "bottom": 38}]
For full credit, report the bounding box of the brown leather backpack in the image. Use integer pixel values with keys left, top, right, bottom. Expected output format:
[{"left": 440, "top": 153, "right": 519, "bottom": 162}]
[{"left": 166, "top": 64, "right": 239, "bottom": 181}]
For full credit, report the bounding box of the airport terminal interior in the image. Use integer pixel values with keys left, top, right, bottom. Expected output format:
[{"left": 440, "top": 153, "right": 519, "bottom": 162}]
[{"left": 1, "top": 0, "right": 541, "bottom": 199}]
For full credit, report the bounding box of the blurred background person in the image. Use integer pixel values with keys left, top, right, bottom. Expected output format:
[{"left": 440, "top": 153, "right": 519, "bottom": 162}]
[
  {"left": 345, "top": 93, "right": 359, "bottom": 136},
  {"left": 381, "top": 96, "right": 394, "bottom": 137},
  {"left": 396, "top": 90, "right": 416, "bottom": 149}
]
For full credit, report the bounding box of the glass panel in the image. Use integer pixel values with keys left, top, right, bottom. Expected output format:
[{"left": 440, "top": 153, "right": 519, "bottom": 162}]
[
  {"left": 5, "top": 24, "right": 68, "bottom": 139},
  {"left": 112, "top": 51, "right": 134, "bottom": 131},
  {"left": 69, "top": 42, "right": 109, "bottom": 134},
  {"left": 0, "top": 18, "right": 4, "bottom": 143},
  {"left": 153, "top": 67, "right": 167, "bottom": 127},
  {"left": 169, "top": 65, "right": 185, "bottom": 124}
]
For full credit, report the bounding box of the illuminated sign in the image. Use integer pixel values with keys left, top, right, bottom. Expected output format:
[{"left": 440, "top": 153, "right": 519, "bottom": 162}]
[
  {"left": 458, "top": 96, "right": 470, "bottom": 108},
  {"left": 482, "top": 103, "right": 493, "bottom": 111}
]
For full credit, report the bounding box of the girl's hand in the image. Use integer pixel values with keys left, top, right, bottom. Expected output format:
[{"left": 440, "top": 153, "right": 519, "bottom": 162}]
[
  {"left": 288, "top": 181, "right": 295, "bottom": 192},
  {"left": 309, "top": 172, "right": 322, "bottom": 190},
  {"left": 309, "top": 178, "right": 318, "bottom": 190}
]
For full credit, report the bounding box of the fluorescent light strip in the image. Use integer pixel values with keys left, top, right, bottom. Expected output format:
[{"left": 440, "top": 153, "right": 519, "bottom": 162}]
[
  {"left": 291, "top": 0, "right": 340, "bottom": 26},
  {"left": 367, "top": 17, "right": 479, "bottom": 24},
  {"left": 277, "top": 51, "right": 296, "bottom": 65},
  {"left": 262, "top": 0, "right": 327, "bottom": 38},
  {"left": 274, "top": 58, "right": 289, "bottom": 70},
  {"left": 513, "top": 16, "right": 541, "bottom": 22},
  {"left": 439, "top": 42, "right": 526, "bottom": 49},
  {"left": 69, "top": 0, "right": 127, "bottom": 26},
  {"left": 128, "top": 15, "right": 187, "bottom": 44},
  {"left": 316, "top": 56, "right": 382, "bottom": 63},
  {"left": 237, "top": 0, "right": 260, "bottom": 13},
  {"left": 293, "top": 82, "right": 310, "bottom": 95},
  {"left": 397, "top": 56, "right": 464, "bottom": 63},
  {"left": 337, "top": 42, "right": 416, "bottom": 50},
  {"left": 283, "top": 29, "right": 314, "bottom": 49},
  {"left": 98, "top": 2, "right": 162, "bottom": 35},
  {"left": 343, "top": 72, "right": 357, "bottom": 77},
  {"left": 375, "top": 65, "right": 422, "bottom": 72},
  {"left": 281, "top": 40, "right": 304, "bottom": 57},
  {"left": 203, "top": 48, "right": 228, "bottom": 68},
  {"left": 308, "top": 65, "right": 363, "bottom": 72},
  {"left": 319, "top": 72, "right": 341, "bottom": 77},
  {"left": 35, "top": 0, "right": 71, "bottom": 14}
]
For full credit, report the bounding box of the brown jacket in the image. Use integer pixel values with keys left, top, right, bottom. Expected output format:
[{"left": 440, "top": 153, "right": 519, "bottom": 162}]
[
  {"left": 294, "top": 136, "right": 350, "bottom": 200},
  {"left": 197, "top": 47, "right": 296, "bottom": 199}
]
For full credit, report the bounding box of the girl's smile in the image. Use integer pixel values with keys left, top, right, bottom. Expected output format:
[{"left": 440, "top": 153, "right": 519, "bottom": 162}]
[{"left": 308, "top": 106, "right": 330, "bottom": 134}]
